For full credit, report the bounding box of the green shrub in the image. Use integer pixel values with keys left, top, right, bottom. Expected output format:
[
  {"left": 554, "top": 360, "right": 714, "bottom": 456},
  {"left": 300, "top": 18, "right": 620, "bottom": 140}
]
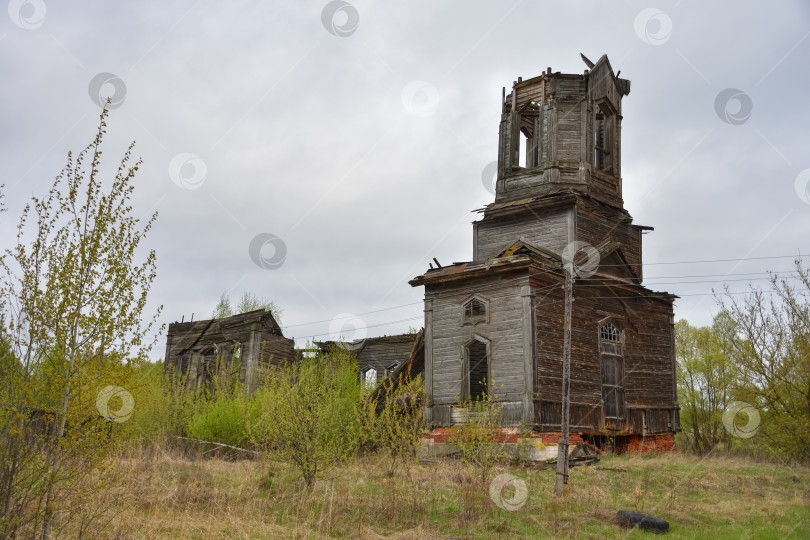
[
  {"left": 248, "top": 347, "right": 361, "bottom": 488},
  {"left": 448, "top": 383, "right": 509, "bottom": 487},
  {"left": 186, "top": 394, "right": 248, "bottom": 448},
  {"left": 359, "top": 375, "right": 425, "bottom": 476}
]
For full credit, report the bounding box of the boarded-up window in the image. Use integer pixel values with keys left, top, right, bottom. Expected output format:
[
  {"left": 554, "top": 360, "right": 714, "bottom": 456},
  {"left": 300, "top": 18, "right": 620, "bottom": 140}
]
[
  {"left": 202, "top": 353, "right": 216, "bottom": 383},
  {"left": 466, "top": 340, "right": 489, "bottom": 401}
]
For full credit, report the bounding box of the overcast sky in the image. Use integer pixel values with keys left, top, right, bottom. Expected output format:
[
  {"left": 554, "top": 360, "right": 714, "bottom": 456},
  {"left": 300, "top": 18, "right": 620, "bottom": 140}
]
[{"left": 2, "top": 1, "right": 809, "bottom": 360}]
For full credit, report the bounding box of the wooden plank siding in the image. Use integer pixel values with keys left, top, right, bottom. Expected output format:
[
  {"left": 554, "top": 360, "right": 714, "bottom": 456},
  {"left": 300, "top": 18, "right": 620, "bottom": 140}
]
[
  {"left": 575, "top": 202, "right": 643, "bottom": 280},
  {"left": 319, "top": 334, "right": 418, "bottom": 379},
  {"left": 163, "top": 310, "right": 296, "bottom": 396},
  {"left": 474, "top": 206, "right": 569, "bottom": 261},
  {"left": 425, "top": 271, "right": 531, "bottom": 406},
  {"left": 531, "top": 270, "right": 678, "bottom": 435}
]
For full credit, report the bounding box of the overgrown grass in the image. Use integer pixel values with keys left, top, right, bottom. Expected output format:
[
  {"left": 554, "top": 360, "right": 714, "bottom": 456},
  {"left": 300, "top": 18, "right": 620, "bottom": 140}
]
[{"left": 73, "top": 448, "right": 810, "bottom": 539}]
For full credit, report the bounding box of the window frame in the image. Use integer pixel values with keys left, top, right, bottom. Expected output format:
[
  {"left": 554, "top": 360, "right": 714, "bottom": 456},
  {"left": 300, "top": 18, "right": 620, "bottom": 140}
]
[
  {"left": 460, "top": 294, "right": 490, "bottom": 326},
  {"left": 461, "top": 334, "right": 492, "bottom": 402},
  {"left": 598, "top": 319, "right": 625, "bottom": 420}
]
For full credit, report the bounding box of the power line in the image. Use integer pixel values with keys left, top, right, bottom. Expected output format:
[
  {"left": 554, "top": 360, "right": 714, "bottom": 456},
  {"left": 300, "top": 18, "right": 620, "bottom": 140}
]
[
  {"left": 289, "top": 316, "right": 424, "bottom": 342},
  {"left": 643, "top": 270, "right": 794, "bottom": 280},
  {"left": 597, "top": 253, "right": 808, "bottom": 267},
  {"left": 291, "top": 288, "right": 789, "bottom": 342},
  {"left": 280, "top": 264, "right": 805, "bottom": 332},
  {"left": 579, "top": 275, "right": 805, "bottom": 287},
  {"left": 282, "top": 301, "right": 423, "bottom": 329}
]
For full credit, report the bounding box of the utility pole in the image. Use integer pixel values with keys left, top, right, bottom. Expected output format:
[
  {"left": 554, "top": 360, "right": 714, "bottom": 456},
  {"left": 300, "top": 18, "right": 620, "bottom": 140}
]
[{"left": 555, "top": 266, "right": 573, "bottom": 496}]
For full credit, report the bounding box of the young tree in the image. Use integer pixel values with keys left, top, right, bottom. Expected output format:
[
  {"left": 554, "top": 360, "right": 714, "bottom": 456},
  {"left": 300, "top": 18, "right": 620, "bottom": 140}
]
[
  {"left": 448, "top": 383, "right": 509, "bottom": 488},
  {"left": 717, "top": 258, "right": 810, "bottom": 460},
  {"left": 358, "top": 375, "right": 425, "bottom": 476},
  {"left": 0, "top": 109, "right": 161, "bottom": 537},
  {"left": 248, "top": 347, "right": 360, "bottom": 489},
  {"left": 212, "top": 291, "right": 283, "bottom": 323},
  {"left": 675, "top": 315, "right": 737, "bottom": 454},
  {"left": 211, "top": 292, "right": 233, "bottom": 319}
]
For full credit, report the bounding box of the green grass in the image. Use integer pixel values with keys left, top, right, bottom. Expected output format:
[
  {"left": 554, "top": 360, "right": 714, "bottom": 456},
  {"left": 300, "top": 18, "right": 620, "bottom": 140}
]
[{"left": 98, "top": 450, "right": 808, "bottom": 538}]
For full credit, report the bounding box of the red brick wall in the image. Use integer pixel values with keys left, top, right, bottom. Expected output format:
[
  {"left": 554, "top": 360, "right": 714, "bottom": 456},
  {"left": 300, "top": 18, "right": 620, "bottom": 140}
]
[{"left": 617, "top": 434, "right": 677, "bottom": 455}]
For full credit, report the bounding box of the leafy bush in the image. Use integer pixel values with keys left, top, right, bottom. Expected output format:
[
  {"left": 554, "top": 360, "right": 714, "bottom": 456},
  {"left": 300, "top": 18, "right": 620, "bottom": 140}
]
[
  {"left": 359, "top": 375, "right": 425, "bottom": 476},
  {"left": 186, "top": 394, "right": 248, "bottom": 448},
  {"left": 248, "top": 347, "right": 361, "bottom": 488},
  {"left": 448, "top": 385, "right": 509, "bottom": 487}
]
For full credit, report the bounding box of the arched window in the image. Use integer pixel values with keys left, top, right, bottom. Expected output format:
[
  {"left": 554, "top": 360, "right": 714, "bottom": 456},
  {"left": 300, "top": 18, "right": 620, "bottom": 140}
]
[
  {"left": 462, "top": 295, "right": 489, "bottom": 325},
  {"left": 600, "top": 322, "right": 620, "bottom": 342},
  {"left": 462, "top": 336, "right": 490, "bottom": 402},
  {"left": 598, "top": 321, "right": 624, "bottom": 420},
  {"left": 594, "top": 103, "right": 616, "bottom": 175},
  {"left": 362, "top": 368, "right": 377, "bottom": 388}
]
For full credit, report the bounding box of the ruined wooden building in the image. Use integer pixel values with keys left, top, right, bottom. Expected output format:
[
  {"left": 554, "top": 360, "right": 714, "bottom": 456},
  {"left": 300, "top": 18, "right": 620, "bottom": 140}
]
[
  {"left": 163, "top": 309, "right": 296, "bottom": 395},
  {"left": 318, "top": 333, "right": 420, "bottom": 387},
  {"left": 409, "top": 54, "right": 679, "bottom": 453}
]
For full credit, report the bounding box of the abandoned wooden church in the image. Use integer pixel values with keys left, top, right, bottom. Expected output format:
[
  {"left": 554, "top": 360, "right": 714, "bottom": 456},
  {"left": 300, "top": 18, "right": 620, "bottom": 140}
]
[{"left": 410, "top": 54, "right": 679, "bottom": 454}]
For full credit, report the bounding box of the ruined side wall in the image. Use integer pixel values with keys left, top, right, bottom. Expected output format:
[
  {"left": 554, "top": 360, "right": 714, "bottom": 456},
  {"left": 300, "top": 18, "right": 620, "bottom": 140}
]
[{"left": 532, "top": 273, "right": 678, "bottom": 436}]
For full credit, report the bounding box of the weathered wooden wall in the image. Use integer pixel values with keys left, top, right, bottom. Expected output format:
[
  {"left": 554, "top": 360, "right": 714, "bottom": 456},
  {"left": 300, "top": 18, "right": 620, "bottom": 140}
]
[
  {"left": 425, "top": 271, "right": 530, "bottom": 407},
  {"left": 532, "top": 270, "right": 678, "bottom": 436},
  {"left": 163, "top": 310, "right": 296, "bottom": 395},
  {"left": 474, "top": 206, "right": 569, "bottom": 261},
  {"left": 575, "top": 201, "right": 643, "bottom": 279},
  {"left": 320, "top": 334, "right": 418, "bottom": 377}
]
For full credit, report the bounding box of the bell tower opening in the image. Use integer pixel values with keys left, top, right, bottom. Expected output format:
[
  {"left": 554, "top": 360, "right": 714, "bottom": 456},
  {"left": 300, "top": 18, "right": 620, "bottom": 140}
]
[{"left": 494, "top": 55, "right": 629, "bottom": 206}]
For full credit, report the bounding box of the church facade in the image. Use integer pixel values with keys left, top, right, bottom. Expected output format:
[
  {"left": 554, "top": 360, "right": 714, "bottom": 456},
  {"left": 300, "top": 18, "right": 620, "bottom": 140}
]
[{"left": 410, "top": 55, "right": 679, "bottom": 452}]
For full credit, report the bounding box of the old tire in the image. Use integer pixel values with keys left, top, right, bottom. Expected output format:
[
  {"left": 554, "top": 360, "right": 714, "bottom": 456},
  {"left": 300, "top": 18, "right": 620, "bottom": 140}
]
[{"left": 615, "top": 510, "right": 670, "bottom": 533}]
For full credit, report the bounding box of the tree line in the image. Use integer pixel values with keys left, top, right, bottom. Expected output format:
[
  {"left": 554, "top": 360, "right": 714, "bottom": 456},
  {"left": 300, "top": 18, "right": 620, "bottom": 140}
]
[{"left": 675, "top": 261, "right": 810, "bottom": 461}]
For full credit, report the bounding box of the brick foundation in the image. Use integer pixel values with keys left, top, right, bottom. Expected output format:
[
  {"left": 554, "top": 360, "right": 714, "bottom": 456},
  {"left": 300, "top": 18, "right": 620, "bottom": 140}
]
[
  {"left": 421, "top": 429, "right": 676, "bottom": 456},
  {"left": 615, "top": 433, "right": 677, "bottom": 455}
]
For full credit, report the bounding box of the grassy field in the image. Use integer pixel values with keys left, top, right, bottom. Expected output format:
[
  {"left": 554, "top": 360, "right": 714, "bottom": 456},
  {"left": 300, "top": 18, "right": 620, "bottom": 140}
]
[{"left": 94, "top": 448, "right": 808, "bottom": 539}]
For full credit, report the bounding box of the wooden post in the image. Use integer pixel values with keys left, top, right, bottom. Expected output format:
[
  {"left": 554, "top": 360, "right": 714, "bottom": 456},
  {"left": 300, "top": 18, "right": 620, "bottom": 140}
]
[{"left": 555, "top": 267, "right": 573, "bottom": 496}]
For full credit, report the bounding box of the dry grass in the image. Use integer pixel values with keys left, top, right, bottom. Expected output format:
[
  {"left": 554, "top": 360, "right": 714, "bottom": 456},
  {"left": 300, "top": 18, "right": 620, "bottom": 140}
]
[{"left": 63, "top": 448, "right": 810, "bottom": 539}]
